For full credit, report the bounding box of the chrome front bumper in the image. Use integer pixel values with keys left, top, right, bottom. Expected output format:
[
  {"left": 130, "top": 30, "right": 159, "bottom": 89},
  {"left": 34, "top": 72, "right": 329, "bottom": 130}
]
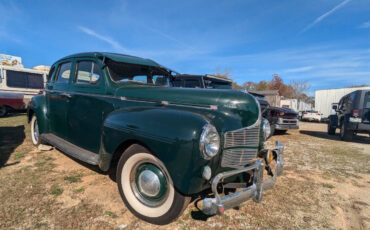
[
  {"left": 275, "top": 118, "right": 299, "bottom": 130},
  {"left": 202, "top": 141, "right": 284, "bottom": 215}
]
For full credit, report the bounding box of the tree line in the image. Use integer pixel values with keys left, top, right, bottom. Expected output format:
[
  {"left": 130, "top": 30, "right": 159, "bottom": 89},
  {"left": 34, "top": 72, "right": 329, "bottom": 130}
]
[{"left": 213, "top": 70, "right": 313, "bottom": 105}]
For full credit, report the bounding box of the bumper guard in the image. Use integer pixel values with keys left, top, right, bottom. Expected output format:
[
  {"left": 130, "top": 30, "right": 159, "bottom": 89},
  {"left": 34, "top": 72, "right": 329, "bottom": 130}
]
[{"left": 202, "top": 141, "right": 284, "bottom": 215}]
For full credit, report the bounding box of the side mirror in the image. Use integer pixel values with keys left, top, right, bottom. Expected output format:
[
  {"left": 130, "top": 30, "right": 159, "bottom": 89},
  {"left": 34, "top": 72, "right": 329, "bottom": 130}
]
[{"left": 332, "top": 105, "right": 337, "bottom": 110}]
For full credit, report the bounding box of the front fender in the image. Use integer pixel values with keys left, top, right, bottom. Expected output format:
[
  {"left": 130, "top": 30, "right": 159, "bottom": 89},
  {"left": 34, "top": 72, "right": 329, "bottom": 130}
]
[
  {"left": 100, "top": 106, "right": 213, "bottom": 195},
  {"left": 28, "top": 95, "right": 48, "bottom": 134}
]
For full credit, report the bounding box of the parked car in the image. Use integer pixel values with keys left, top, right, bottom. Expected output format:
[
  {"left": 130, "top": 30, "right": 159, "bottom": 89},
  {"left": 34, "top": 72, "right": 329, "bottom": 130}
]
[
  {"left": 248, "top": 92, "right": 299, "bottom": 135},
  {"left": 28, "top": 52, "right": 284, "bottom": 225},
  {"left": 301, "top": 110, "right": 322, "bottom": 122},
  {"left": 0, "top": 91, "right": 24, "bottom": 117},
  {"left": 328, "top": 90, "right": 370, "bottom": 141},
  {"left": 0, "top": 65, "right": 48, "bottom": 116},
  {"left": 174, "top": 74, "right": 299, "bottom": 136}
]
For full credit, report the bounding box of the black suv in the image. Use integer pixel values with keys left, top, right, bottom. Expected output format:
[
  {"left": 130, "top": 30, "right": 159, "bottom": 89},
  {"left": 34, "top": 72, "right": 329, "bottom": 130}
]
[
  {"left": 328, "top": 90, "right": 370, "bottom": 141},
  {"left": 174, "top": 74, "right": 299, "bottom": 136}
]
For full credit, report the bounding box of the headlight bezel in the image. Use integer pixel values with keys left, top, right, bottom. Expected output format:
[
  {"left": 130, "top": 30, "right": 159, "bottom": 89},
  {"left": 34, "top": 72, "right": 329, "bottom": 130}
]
[
  {"left": 199, "top": 124, "right": 220, "bottom": 160},
  {"left": 262, "top": 118, "right": 271, "bottom": 140}
]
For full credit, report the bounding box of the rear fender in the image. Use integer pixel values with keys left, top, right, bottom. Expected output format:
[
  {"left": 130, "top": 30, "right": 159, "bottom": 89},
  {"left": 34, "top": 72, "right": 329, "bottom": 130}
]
[{"left": 28, "top": 95, "right": 48, "bottom": 134}]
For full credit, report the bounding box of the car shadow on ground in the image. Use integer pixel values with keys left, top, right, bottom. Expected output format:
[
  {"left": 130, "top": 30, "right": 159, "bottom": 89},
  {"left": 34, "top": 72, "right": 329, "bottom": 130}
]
[
  {"left": 56, "top": 151, "right": 117, "bottom": 182},
  {"left": 299, "top": 130, "right": 370, "bottom": 144},
  {"left": 0, "top": 125, "right": 25, "bottom": 168}
]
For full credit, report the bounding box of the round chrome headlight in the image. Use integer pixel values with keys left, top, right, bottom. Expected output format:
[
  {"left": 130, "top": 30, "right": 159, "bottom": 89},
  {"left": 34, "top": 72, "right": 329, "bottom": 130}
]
[
  {"left": 262, "top": 119, "right": 271, "bottom": 140},
  {"left": 200, "top": 124, "right": 220, "bottom": 159}
]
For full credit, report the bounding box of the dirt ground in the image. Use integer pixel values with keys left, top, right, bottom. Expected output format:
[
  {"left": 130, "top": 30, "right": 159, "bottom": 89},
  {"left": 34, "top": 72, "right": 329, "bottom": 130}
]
[{"left": 0, "top": 114, "right": 369, "bottom": 230}]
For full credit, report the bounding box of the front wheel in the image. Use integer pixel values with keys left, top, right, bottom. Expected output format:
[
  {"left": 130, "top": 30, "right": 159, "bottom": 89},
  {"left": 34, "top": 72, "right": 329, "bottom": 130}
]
[
  {"left": 116, "top": 144, "right": 190, "bottom": 225},
  {"left": 0, "top": 106, "right": 8, "bottom": 117},
  {"left": 275, "top": 130, "right": 287, "bottom": 135}
]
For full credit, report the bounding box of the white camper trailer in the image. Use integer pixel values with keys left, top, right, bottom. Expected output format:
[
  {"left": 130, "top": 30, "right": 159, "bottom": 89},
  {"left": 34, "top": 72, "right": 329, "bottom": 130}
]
[{"left": 315, "top": 86, "right": 370, "bottom": 118}]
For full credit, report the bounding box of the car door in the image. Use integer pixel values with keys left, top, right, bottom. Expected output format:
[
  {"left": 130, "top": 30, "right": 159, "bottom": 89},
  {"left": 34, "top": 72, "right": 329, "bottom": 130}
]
[
  {"left": 67, "top": 58, "right": 109, "bottom": 153},
  {"left": 46, "top": 61, "right": 73, "bottom": 140}
]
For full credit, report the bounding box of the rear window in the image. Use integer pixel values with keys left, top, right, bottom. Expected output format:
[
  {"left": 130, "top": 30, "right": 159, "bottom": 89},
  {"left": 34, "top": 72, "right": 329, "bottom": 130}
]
[
  {"left": 6, "top": 70, "right": 44, "bottom": 89},
  {"left": 364, "top": 91, "right": 370, "bottom": 109}
]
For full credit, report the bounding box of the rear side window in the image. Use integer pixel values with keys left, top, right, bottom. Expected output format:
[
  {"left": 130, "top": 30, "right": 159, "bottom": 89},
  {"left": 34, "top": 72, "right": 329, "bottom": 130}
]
[
  {"left": 364, "top": 91, "right": 370, "bottom": 109},
  {"left": 75, "top": 61, "right": 101, "bottom": 84},
  {"left": 6, "top": 70, "right": 44, "bottom": 89},
  {"left": 55, "top": 62, "right": 72, "bottom": 84}
]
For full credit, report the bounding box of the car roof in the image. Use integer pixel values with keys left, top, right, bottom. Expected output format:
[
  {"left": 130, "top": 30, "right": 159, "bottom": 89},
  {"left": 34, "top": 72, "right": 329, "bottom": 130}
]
[{"left": 56, "top": 52, "right": 161, "bottom": 67}]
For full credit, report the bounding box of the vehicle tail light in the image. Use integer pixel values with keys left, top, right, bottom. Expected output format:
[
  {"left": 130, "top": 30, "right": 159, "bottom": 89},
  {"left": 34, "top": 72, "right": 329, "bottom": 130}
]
[
  {"left": 38, "top": 90, "right": 43, "bottom": 94},
  {"left": 303, "top": 112, "right": 307, "bottom": 114},
  {"left": 316, "top": 113, "right": 320, "bottom": 116},
  {"left": 353, "top": 109, "right": 360, "bottom": 117}
]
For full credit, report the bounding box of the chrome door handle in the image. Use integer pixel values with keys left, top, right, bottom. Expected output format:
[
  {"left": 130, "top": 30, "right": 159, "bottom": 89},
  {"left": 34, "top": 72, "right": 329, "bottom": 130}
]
[{"left": 61, "top": 92, "right": 72, "bottom": 98}]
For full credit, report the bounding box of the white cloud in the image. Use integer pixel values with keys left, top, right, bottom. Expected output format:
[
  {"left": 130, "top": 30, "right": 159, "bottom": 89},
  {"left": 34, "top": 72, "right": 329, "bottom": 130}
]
[
  {"left": 301, "top": 0, "right": 351, "bottom": 33},
  {"left": 77, "top": 26, "right": 127, "bottom": 52},
  {"left": 358, "top": 21, "right": 370, "bottom": 29},
  {"left": 284, "top": 66, "right": 314, "bottom": 73}
]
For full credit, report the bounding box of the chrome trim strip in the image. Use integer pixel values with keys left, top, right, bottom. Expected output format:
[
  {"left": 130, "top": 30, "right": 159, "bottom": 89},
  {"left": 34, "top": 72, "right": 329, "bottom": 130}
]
[{"left": 46, "top": 89, "right": 215, "bottom": 110}]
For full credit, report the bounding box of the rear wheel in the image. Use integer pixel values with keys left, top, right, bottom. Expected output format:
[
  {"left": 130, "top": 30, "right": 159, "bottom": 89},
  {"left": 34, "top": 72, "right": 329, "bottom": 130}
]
[
  {"left": 116, "top": 144, "right": 190, "bottom": 225},
  {"left": 30, "top": 115, "right": 42, "bottom": 146},
  {"left": 340, "top": 122, "right": 353, "bottom": 141},
  {"left": 0, "top": 106, "right": 8, "bottom": 117}
]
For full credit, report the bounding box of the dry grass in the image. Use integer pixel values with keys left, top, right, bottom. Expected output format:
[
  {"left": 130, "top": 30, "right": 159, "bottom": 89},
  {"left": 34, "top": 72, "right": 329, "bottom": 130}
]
[{"left": 0, "top": 115, "right": 369, "bottom": 230}]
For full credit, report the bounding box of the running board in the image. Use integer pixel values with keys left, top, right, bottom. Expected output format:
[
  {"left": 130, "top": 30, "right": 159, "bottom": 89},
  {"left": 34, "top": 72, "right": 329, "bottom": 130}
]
[{"left": 41, "top": 133, "right": 99, "bottom": 165}]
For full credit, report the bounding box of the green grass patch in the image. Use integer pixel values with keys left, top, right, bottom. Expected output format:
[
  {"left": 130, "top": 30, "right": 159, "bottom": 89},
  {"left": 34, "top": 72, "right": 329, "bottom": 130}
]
[
  {"left": 51, "top": 185, "right": 63, "bottom": 196},
  {"left": 74, "top": 188, "right": 85, "bottom": 193},
  {"left": 64, "top": 174, "right": 82, "bottom": 183},
  {"left": 14, "top": 152, "right": 25, "bottom": 159},
  {"left": 104, "top": 210, "right": 117, "bottom": 218}
]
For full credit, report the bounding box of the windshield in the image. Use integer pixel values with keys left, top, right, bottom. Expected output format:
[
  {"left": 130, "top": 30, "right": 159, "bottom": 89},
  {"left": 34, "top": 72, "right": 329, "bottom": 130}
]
[
  {"left": 204, "top": 79, "right": 232, "bottom": 89},
  {"left": 107, "top": 59, "right": 172, "bottom": 86}
]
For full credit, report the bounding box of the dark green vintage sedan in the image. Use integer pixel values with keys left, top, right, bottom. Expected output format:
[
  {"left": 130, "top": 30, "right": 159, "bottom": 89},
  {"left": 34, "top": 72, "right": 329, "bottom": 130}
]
[{"left": 28, "top": 52, "right": 284, "bottom": 225}]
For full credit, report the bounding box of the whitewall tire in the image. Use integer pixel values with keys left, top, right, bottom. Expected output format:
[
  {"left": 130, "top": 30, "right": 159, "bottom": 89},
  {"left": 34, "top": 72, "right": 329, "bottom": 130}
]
[
  {"left": 30, "top": 115, "right": 41, "bottom": 146},
  {"left": 116, "top": 144, "right": 190, "bottom": 225}
]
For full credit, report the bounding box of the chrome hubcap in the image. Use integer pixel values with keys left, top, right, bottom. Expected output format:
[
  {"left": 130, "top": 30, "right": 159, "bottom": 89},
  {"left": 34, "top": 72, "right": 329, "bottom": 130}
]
[
  {"left": 138, "top": 170, "right": 161, "bottom": 197},
  {"left": 130, "top": 161, "right": 169, "bottom": 207}
]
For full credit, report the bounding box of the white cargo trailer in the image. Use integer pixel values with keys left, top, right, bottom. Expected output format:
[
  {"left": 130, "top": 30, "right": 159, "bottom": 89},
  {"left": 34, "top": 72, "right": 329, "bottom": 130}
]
[{"left": 315, "top": 86, "right": 370, "bottom": 118}]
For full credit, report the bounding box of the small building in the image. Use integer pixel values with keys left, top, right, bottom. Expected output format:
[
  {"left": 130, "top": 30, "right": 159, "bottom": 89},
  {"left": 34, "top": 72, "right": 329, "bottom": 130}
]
[
  {"left": 315, "top": 86, "right": 370, "bottom": 118},
  {"left": 249, "top": 90, "right": 280, "bottom": 107}
]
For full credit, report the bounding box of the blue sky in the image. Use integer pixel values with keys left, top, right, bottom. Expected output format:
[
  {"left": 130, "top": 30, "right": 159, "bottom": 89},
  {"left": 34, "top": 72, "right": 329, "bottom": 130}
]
[{"left": 1, "top": 0, "right": 370, "bottom": 94}]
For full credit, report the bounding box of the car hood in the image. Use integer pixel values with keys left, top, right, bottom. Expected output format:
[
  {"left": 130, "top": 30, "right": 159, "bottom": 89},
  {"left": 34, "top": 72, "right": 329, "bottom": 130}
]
[
  {"left": 114, "top": 86, "right": 260, "bottom": 128},
  {"left": 270, "top": 106, "right": 298, "bottom": 115}
]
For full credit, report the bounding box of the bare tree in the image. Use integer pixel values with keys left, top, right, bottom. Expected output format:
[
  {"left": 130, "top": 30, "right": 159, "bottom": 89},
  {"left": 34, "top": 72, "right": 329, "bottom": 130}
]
[
  {"left": 290, "top": 80, "right": 310, "bottom": 103},
  {"left": 214, "top": 66, "right": 232, "bottom": 79}
]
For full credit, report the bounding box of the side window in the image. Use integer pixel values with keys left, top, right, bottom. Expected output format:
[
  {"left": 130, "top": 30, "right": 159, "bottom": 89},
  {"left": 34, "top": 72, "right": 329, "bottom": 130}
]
[
  {"left": 119, "top": 75, "right": 147, "bottom": 83},
  {"left": 75, "top": 61, "right": 101, "bottom": 84},
  {"left": 364, "top": 91, "right": 370, "bottom": 109},
  {"left": 55, "top": 62, "right": 72, "bottom": 84},
  {"left": 6, "top": 70, "right": 44, "bottom": 89}
]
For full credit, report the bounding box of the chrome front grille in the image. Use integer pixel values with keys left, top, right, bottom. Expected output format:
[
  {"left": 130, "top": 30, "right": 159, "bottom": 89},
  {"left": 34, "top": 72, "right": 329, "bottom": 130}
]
[
  {"left": 224, "top": 125, "right": 260, "bottom": 148},
  {"left": 222, "top": 125, "right": 260, "bottom": 168}
]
